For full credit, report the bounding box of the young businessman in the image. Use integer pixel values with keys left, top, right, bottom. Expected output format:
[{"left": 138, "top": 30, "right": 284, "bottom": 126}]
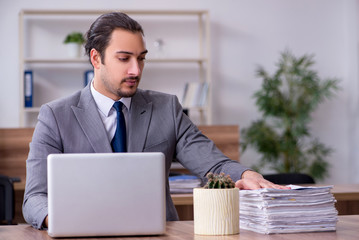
[{"left": 23, "top": 12, "right": 288, "bottom": 229}]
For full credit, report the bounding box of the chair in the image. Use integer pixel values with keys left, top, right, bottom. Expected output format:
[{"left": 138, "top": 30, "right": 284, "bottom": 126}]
[
  {"left": 263, "top": 173, "right": 315, "bottom": 185},
  {"left": 0, "top": 174, "right": 20, "bottom": 225}
]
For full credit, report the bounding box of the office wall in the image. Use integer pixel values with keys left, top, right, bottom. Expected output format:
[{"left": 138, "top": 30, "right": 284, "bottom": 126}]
[{"left": 0, "top": 0, "right": 358, "bottom": 184}]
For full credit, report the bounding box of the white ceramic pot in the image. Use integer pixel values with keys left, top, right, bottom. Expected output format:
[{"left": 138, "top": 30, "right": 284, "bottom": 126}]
[
  {"left": 193, "top": 188, "right": 239, "bottom": 235},
  {"left": 65, "top": 43, "right": 81, "bottom": 58}
]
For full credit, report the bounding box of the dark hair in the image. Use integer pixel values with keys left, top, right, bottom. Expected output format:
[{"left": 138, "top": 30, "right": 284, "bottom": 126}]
[{"left": 85, "top": 12, "right": 144, "bottom": 64}]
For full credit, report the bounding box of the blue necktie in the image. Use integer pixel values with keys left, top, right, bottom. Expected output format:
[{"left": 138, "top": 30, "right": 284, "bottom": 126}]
[{"left": 111, "top": 101, "right": 127, "bottom": 152}]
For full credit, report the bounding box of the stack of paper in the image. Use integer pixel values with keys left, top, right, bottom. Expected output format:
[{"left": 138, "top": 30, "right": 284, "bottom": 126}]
[
  {"left": 169, "top": 175, "right": 202, "bottom": 193},
  {"left": 239, "top": 185, "right": 338, "bottom": 234}
]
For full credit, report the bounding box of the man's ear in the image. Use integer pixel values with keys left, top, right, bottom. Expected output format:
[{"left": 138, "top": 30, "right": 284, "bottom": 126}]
[{"left": 90, "top": 48, "right": 101, "bottom": 69}]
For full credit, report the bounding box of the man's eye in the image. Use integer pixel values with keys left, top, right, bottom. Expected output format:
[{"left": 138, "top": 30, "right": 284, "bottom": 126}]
[
  {"left": 119, "top": 58, "right": 129, "bottom": 61},
  {"left": 139, "top": 57, "right": 146, "bottom": 62}
]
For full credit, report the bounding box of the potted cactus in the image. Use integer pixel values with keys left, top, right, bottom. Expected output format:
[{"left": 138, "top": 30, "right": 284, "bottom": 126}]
[{"left": 193, "top": 172, "right": 239, "bottom": 235}]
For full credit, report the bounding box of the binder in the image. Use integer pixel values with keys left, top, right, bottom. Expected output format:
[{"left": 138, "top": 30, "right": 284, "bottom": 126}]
[
  {"left": 181, "top": 82, "right": 209, "bottom": 108},
  {"left": 24, "top": 70, "right": 33, "bottom": 108},
  {"left": 84, "top": 70, "right": 94, "bottom": 87}
]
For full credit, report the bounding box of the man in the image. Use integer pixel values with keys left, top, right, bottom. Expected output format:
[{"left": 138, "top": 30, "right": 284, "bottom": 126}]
[{"left": 23, "top": 12, "right": 287, "bottom": 230}]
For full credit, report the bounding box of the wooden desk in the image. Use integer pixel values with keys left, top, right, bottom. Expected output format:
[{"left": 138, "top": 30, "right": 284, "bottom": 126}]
[
  {"left": 1, "top": 125, "right": 239, "bottom": 224},
  {"left": 0, "top": 215, "right": 358, "bottom": 240},
  {"left": 172, "top": 184, "right": 359, "bottom": 220},
  {"left": 330, "top": 184, "right": 359, "bottom": 216},
  {"left": 11, "top": 184, "right": 359, "bottom": 223}
]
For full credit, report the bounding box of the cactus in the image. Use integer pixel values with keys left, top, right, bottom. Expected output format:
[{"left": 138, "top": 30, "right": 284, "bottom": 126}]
[{"left": 204, "top": 172, "right": 235, "bottom": 189}]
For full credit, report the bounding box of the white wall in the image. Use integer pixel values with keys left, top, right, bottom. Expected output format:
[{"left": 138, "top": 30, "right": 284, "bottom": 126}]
[{"left": 0, "top": 0, "right": 358, "bottom": 184}]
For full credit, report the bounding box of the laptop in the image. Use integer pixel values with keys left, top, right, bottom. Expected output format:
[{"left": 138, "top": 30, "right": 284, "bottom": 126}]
[{"left": 47, "top": 152, "right": 166, "bottom": 237}]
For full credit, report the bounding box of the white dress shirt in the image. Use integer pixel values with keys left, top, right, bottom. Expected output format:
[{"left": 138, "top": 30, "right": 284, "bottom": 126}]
[{"left": 90, "top": 81, "right": 131, "bottom": 142}]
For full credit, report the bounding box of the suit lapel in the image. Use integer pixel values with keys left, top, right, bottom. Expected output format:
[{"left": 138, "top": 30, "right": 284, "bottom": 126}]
[
  {"left": 128, "top": 90, "right": 152, "bottom": 152},
  {"left": 71, "top": 85, "right": 112, "bottom": 153}
]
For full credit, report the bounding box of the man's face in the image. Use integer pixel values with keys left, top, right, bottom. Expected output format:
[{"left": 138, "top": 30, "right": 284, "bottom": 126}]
[{"left": 92, "top": 28, "right": 147, "bottom": 100}]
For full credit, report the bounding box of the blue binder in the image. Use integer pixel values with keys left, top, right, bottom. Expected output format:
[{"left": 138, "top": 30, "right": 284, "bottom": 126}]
[
  {"left": 24, "top": 70, "right": 33, "bottom": 108},
  {"left": 84, "top": 70, "right": 94, "bottom": 87}
]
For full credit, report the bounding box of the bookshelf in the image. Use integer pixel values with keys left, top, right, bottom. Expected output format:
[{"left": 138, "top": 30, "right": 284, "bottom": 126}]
[{"left": 19, "top": 10, "right": 212, "bottom": 127}]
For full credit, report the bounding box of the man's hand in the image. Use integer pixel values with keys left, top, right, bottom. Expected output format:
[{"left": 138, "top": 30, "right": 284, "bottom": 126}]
[
  {"left": 235, "top": 170, "right": 290, "bottom": 190},
  {"left": 43, "top": 216, "right": 48, "bottom": 228}
]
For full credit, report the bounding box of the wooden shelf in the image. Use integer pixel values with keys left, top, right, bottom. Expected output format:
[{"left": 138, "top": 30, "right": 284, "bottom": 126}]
[
  {"left": 19, "top": 10, "right": 211, "bottom": 126},
  {"left": 23, "top": 107, "right": 41, "bottom": 113},
  {"left": 24, "top": 58, "right": 89, "bottom": 64},
  {"left": 24, "top": 58, "right": 209, "bottom": 64},
  {"left": 20, "top": 9, "right": 209, "bottom": 16}
]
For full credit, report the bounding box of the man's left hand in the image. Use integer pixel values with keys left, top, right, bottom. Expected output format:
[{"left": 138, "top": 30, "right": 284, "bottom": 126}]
[{"left": 235, "top": 170, "right": 290, "bottom": 190}]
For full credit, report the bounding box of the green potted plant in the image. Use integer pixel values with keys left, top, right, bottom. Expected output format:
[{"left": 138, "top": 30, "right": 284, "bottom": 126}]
[
  {"left": 193, "top": 172, "right": 239, "bottom": 235},
  {"left": 241, "top": 50, "right": 340, "bottom": 182},
  {"left": 63, "top": 32, "right": 85, "bottom": 58}
]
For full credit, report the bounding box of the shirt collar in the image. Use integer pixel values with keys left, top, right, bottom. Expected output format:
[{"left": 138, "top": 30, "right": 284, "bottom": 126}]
[{"left": 90, "top": 81, "right": 132, "bottom": 117}]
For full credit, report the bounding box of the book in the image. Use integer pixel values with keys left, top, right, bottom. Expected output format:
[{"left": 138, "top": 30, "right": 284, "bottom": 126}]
[
  {"left": 24, "top": 70, "right": 33, "bottom": 108},
  {"left": 181, "top": 82, "right": 208, "bottom": 108},
  {"left": 169, "top": 174, "right": 202, "bottom": 193},
  {"left": 84, "top": 70, "right": 94, "bottom": 87}
]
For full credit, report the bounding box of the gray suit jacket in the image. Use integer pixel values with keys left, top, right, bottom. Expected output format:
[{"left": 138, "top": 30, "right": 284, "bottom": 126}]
[{"left": 23, "top": 85, "right": 250, "bottom": 229}]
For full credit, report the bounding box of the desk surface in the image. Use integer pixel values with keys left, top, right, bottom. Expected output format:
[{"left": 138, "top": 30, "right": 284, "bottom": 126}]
[
  {"left": 171, "top": 184, "right": 359, "bottom": 205},
  {"left": 1, "top": 215, "right": 358, "bottom": 240}
]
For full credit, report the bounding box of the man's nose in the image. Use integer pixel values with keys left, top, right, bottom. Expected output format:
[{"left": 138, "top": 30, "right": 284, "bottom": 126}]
[{"left": 128, "top": 59, "right": 141, "bottom": 76}]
